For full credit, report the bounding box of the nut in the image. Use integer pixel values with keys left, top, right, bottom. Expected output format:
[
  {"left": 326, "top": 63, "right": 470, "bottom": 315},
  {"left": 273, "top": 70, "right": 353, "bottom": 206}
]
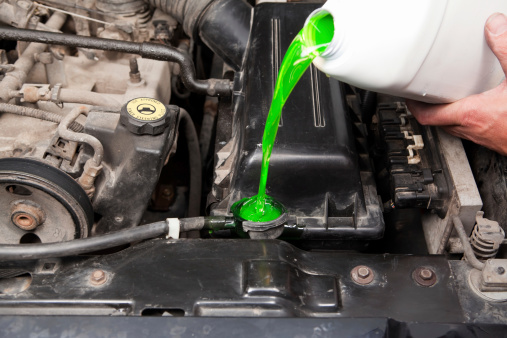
[
  {"left": 90, "top": 269, "right": 107, "bottom": 285},
  {"left": 351, "top": 265, "right": 374, "bottom": 285}
]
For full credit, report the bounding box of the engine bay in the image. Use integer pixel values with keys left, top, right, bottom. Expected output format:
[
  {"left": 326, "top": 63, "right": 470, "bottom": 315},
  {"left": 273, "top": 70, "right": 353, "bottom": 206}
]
[{"left": 0, "top": 0, "right": 506, "bottom": 335}]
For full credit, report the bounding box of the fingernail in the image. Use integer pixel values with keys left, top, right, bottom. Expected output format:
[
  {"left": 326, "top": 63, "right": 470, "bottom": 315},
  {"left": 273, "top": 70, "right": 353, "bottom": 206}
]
[{"left": 486, "top": 13, "right": 507, "bottom": 36}]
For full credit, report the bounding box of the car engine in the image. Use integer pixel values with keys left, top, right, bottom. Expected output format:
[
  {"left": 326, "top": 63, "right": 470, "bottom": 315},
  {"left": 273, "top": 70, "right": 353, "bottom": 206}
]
[{"left": 0, "top": 0, "right": 506, "bottom": 335}]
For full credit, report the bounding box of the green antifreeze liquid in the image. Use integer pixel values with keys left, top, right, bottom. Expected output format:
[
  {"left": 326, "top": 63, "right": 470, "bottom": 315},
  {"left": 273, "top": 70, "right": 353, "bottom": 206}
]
[{"left": 236, "top": 11, "right": 334, "bottom": 222}]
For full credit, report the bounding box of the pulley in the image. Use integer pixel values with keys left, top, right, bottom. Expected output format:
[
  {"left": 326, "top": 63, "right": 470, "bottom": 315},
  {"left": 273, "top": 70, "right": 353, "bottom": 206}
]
[{"left": 0, "top": 158, "right": 93, "bottom": 244}]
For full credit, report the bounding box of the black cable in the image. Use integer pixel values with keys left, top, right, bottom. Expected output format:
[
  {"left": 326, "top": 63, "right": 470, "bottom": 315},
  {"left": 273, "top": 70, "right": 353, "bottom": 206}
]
[{"left": 0, "top": 221, "right": 168, "bottom": 261}]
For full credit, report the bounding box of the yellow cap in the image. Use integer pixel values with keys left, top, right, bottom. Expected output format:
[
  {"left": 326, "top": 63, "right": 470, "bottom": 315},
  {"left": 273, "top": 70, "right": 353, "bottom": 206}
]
[{"left": 126, "top": 98, "right": 167, "bottom": 122}]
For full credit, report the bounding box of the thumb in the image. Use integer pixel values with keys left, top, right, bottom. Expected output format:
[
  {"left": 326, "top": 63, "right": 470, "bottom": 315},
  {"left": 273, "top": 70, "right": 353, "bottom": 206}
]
[{"left": 485, "top": 12, "right": 507, "bottom": 75}]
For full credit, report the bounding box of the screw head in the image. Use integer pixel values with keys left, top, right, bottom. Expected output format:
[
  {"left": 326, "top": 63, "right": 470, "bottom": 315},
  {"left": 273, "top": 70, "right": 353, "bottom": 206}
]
[
  {"left": 90, "top": 269, "right": 107, "bottom": 285},
  {"left": 497, "top": 267, "right": 506, "bottom": 275}
]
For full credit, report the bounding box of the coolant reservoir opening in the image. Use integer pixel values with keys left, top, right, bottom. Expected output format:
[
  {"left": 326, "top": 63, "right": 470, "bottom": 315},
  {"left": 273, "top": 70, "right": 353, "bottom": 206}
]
[{"left": 231, "top": 195, "right": 286, "bottom": 223}]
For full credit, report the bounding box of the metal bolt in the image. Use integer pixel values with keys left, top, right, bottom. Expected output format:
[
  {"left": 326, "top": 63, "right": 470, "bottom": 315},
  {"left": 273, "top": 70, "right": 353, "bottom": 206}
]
[
  {"left": 90, "top": 269, "right": 107, "bottom": 285},
  {"left": 11, "top": 201, "right": 45, "bottom": 231},
  {"left": 497, "top": 267, "right": 506, "bottom": 275},
  {"left": 14, "top": 214, "right": 35, "bottom": 229},
  {"left": 129, "top": 57, "right": 139, "bottom": 74},
  {"left": 357, "top": 266, "right": 370, "bottom": 279},
  {"left": 351, "top": 265, "right": 374, "bottom": 285},
  {"left": 129, "top": 57, "right": 141, "bottom": 83},
  {"left": 419, "top": 268, "right": 434, "bottom": 281},
  {"left": 413, "top": 267, "right": 437, "bottom": 287}
]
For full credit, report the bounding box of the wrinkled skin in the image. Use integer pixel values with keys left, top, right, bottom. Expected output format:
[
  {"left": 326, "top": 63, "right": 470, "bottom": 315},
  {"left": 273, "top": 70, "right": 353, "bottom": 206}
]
[{"left": 407, "top": 13, "right": 507, "bottom": 156}]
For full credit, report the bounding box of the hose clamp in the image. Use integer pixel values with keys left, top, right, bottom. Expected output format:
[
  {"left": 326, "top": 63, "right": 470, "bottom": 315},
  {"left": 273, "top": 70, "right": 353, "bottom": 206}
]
[{"left": 166, "top": 218, "right": 180, "bottom": 239}]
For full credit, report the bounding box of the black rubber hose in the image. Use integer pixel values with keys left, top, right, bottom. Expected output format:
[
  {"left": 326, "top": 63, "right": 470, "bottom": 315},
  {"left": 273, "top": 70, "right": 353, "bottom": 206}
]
[
  {"left": 0, "top": 27, "right": 232, "bottom": 97},
  {"left": 179, "top": 108, "right": 202, "bottom": 217},
  {"left": 0, "top": 221, "right": 168, "bottom": 261},
  {"left": 196, "top": 0, "right": 252, "bottom": 71},
  {"left": 180, "top": 217, "right": 205, "bottom": 231},
  {"left": 179, "top": 216, "right": 233, "bottom": 232},
  {"left": 0, "top": 103, "right": 83, "bottom": 132}
]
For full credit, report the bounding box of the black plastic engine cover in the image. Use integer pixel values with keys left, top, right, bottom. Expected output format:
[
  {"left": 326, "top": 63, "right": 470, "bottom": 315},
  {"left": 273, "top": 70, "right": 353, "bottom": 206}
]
[{"left": 210, "top": 3, "right": 383, "bottom": 239}]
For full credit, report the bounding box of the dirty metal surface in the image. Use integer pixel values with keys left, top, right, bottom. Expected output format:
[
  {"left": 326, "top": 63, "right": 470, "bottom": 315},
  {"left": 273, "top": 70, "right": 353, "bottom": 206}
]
[
  {"left": 2, "top": 316, "right": 507, "bottom": 338},
  {"left": 0, "top": 239, "right": 464, "bottom": 322},
  {"left": 449, "top": 260, "right": 507, "bottom": 324}
]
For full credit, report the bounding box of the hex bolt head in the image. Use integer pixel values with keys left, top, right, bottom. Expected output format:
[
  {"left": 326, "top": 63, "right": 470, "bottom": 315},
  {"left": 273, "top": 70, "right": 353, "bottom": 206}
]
[
  {"left": 419, "top": 268, "right": 434, "bottom": 281},
  {"left": 497, "top": 266, "right": 506, "bottom": 275},
  {"left": 90, "top": 269, "right": 107, "bottom": 285},
  {"left": 11, "top": 201, "right": 46, "bottom": 231},
  {"left": 351, "top": 265, "right": 374, "bottom": 285},
  {"left": 413, "top": 267, "right": 437, "bottom": 287}
]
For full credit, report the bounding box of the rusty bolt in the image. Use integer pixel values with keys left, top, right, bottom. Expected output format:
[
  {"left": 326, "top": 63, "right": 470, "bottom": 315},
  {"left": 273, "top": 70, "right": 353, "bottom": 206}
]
[
  {"left": 129, "top": 57, "right": 141, "bottom": 83},
  {"left": 11, "top": 201, "right": 45, "bottom": 231},
  {"left": 357, "top": 266, "right": 371, "bottom": 279},
  {"left": 12, "top": 213, "right": 37, "bottom": 230},
  {"left": 413, "top": 267, "right": 437, "bottom": 287},
  {"left": 351, "top": 265, "right": 374, "bottom": 285},
  {"left": 419, "top": 268, "right": 434, "bottom": 281},
  {"left": 90, "top": 269, "right": 107, "bottom": 285}
]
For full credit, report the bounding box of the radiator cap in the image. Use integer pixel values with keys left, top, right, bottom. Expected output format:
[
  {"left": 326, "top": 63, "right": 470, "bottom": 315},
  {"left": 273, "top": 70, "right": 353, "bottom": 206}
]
[{"left": 120, "top": 97, "right": 173, "bottom": 135}]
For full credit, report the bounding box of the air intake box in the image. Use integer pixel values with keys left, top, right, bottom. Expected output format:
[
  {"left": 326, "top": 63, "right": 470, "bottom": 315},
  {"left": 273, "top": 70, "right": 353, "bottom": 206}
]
[{"left": 210, "top": 3, "right": 384, "bottom": 240}]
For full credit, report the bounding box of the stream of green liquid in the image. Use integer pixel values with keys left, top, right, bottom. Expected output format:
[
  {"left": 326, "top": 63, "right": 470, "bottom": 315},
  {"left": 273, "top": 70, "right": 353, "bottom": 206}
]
[{"left": 237, "top": 11, "right": 334, "bottom": 222}]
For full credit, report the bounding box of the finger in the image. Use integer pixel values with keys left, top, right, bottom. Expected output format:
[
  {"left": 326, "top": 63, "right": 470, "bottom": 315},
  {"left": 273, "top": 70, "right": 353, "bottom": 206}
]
[
  {"left": 485, "top": 12, "right": 507, "bottom": 75},
  {"left": 406, "top": 99, "right": 462, "bottom": 126}
]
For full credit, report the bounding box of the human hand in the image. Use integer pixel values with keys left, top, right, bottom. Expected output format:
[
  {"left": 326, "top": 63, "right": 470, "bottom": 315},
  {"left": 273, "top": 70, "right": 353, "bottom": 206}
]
[{"left": 406, "top": 13, "right": 507, "bottom": 156}]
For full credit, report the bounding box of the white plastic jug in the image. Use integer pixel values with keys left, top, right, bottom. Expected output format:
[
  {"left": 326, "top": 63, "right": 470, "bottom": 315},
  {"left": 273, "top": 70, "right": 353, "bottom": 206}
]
[{"left": 308, "top": 0, "right": 507, "bottom": 103}]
